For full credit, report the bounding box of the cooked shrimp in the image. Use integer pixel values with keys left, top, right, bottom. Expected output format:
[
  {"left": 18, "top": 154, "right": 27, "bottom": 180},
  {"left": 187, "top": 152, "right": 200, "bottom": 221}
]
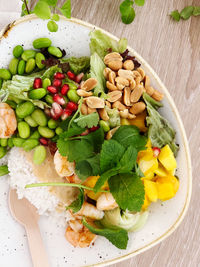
[
  {"left": 76, "top": 202, "right": 104, "bottom": 220},
  {"left": 96, "top": 192, "right": 118, "bottom": 211},
  {"left": 65, "top": 219, "right": 96, "bottom": 248},
  {"left": 0, "top": 103, "right": 17, "bottom": 138},
  {"left": 54, "top": 150, "right": 75, "bottom": 177}
]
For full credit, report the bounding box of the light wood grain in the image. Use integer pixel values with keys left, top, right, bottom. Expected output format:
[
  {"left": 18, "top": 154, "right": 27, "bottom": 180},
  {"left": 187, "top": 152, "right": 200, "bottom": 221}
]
[{"left": 30, "top": 0, "right": 200, "bottom": 266}]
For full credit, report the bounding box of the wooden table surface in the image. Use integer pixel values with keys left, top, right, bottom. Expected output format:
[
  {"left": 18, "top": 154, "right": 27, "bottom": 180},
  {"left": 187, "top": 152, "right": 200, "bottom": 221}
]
[{"left": 29, "top": 0, "right": 199, "bottom": 266}]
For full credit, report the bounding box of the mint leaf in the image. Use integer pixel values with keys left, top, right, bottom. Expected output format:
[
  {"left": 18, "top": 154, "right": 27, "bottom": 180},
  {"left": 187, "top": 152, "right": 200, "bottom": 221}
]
[
  {"left": 0, "top": 165, "right": 9, "bottom": 176},
  {"left": 135, "top": 0, "right": 145, "bottom": 6},
  {"left": 119, "top": 146, "right": 137, "bottom": 173},
  {"left": 100, "top": 140, "right": 125, "bottom": 173},
  {"left": 66, "top": 188, "right": 84, "bottom": 213},
  {"left": 109, "top": 173, "right": 145, "bottom": 212},
  {"left": 74, "top": 112, "right": 99, "bottom": 128},
  {"left": 134, "top": 163, "right": 144, "bottom": 178},
  {"left": 82, "top": 218, "right": 128, "bottom": 249},
  {"left": 170, "top": 10, "right": 181, "bottom": 21},
  {"left": 81, "top": 127, "right": 104, "bottom": 153},
  {"left": 112, "top": 125, "right": 147, "bottom": 151},
  {"left": 120, "top": 0, "right": 135, "bottom": 24},
  {"left": 34, "top": 1, "right": 51, "bottom": 20},
  {"left": 40, "top": 0, "right": 58, "bottom": 7},
  {"left": 180, "top": 6, "right": 194, "bottom": 20},
  {"left": 59, "top": 0, "right": 71, "bottom": 18},
  {"left": 93, "top": 168, "right": 119, "bottom": 193},
  {"left": 193, "top": 6, "right": 200, "bottom": 16}
]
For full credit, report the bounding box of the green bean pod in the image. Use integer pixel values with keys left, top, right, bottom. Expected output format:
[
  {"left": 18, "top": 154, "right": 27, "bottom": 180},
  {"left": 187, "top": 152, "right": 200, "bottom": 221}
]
[
  {"left": 18, "top": 60, "right": 26, "bottom": 75},
  {"left": 8, "top": 138, "right": 14, "bottom": 148},
  {"left": 18, "top": 121, "right": 30, "bottom": 139},
  {"left": 21, "top": 50, "right": 36, "bottom": 61},
  {"left": 16, "top": 101, "right": 35, "bottom": 119},
  {"left": 24, "top": 115, "right": 38, "bottom": 127},
  {"left": 48, "top": 119, "right": 58, "bottom": 129},
  {"left": 48, "top": 46, "right": 62, "bottom": 58},
  {"left": 35, "top": 53, "right": 45, "bottom": 69},
  {"left": 68, "top": 83, "right": 78, "bottom": 90},
  {"left": 38, "top": 126, "right": 55, "bottom": 139},
  {"left": 33, "top": 145, "right": 46, "bottom": 165},
  {"left": 12, "top": 138, "right": 25, "bottom": 147},
  {"left": 99, "top": 120, "right": 110, "bottom": 132},
  {"left": 0, "top": 138, "right": 8, "bottom": 147},
  {"left": 22, "top": 139, "right": 39, "bottom": 152},
  {"left": 67, "top": 89, "right": 80, "bottom": 103},
  {"left": 13, "top": 45, "right": 24, "bottom": 58},
  {"left": 45, "top": 94, "right": 53, "bottom": 104},
  {"left": 0, "top": 69, "right": 11, "bottom": 80},
  {"left": 9, "top": 58, "right": 19, "bottom": 75},
  {"left": 30, "top": 130, "right": 40, "bottom": 139},
  {"left": 33, "top": 38, "right": 52, "bottom": 49},
  {"left": 29, "top": 88, "right": 47, "bottom": 100},
  {"left": 25, "top": 58, "right": 36, "bottom": 74},
  {"left": 42, "top": 78, "right": 51, "bottom": 89},
  {"left": 31, "top": 109, "right": 47, "bottom": 126},
  {"left": 55, "top": 127, "right": 63, "bottom": 135}
]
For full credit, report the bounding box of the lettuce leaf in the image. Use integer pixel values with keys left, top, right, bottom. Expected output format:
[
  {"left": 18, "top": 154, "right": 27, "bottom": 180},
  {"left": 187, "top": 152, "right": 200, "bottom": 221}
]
[
  {"left": 61, "top": 56, "right": 90, "bottom": 74},
  {"left": 90, "top": 30, "right": 127, "bottom": 59}
]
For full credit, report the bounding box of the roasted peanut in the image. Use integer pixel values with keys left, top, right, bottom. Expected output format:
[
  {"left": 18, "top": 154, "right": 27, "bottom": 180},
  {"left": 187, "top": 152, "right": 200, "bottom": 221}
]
[
  {"left": 123, "top": 60, "right": 134, "bottom": 70},
  {"left": 115, "top": 77, "right": 129, "bottom": 89},
  {"left": 118, "top": 69, "right": 134, "bottom": 79},
  {"left": 137, "top": 67, "right": 145, "bottom": 80},
  {"left": 127, "top": 113, "right": 136, "bottom": 119},
  {"left": 129, "top": 102, "right": 146, "bottom": 115},
  {"left": 105, "top": 101, "right": 111, "bottom": 108},
  {"left": 106, "top": 126, "right": 120, "bottom": 140},
  {"left": 106, "top": 81, "right": 118, "bottom": 91},
  {"left": 103, "top": 67, "right": 112, "bottom": 79},
  {"left": 112, "top": 101, "right": 126, "bottom": 111},
  {"left": 81, "top": 103, "right": 88, "bottom": 115},
  {"left": 85, "top": 96, "right": 105, "bottom": 109},
  {"left": 88, "top": 107, "right": 97, "bottom": 114},
  {"left": 144, "top": 75, "right": 150, "bottom": 88},
  {"left": 108, "top": 71, "right": 116, "bottom": 84},
  {"left": 81, "top": 78, "right": 98, "bottom": 91},
  {"left": 119, "top": 109, "right": 129, "bottom": 118},
  {"left": 123, "top": 87, "right": 131, "bottom": 106},
  {"left": 104, "top": 52, "right": 123, "bottom": 65},
  {"left": 129, "top": 78, "right": 136, "bottom": 90},
  {"left": 77, "top": 89, "right": 93, "bottom": 97},
  {"left": 98, "top": 108, "right": 109, "bottom": 121},
  {"left": 107, "top": 91, "right": 122, "bottom": 103},
  {"left": 145, "top": 86, "right": 154, "bottom": 96},
  {"left": 107, "top": 60, "right": 123, "bottom": 71},
  {"left": 133, "top": 70, "right": 142, "bottom": 81},
  {"left": 151, "top": 89, "right": 164, "bottom": 101},
  {"left": 130, "top": 84, "right": 143, "bottom": 103}
]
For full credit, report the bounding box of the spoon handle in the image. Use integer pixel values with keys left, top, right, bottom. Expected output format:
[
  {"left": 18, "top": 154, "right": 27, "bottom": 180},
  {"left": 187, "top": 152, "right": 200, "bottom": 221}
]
[{"left": 25, "top": 221, "right": 49, "bottom": 267}]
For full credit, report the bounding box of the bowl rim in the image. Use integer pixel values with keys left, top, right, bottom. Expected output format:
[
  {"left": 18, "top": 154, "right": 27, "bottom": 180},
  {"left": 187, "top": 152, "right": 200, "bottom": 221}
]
[{"left": 0, "top": 14, "right": 192, "bottom": 267}]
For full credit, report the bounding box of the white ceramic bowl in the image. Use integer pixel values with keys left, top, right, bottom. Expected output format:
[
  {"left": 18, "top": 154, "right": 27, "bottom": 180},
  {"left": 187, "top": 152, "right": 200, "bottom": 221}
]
[{"left": 0, "top": 15, "right": 192, "bottom": 267}]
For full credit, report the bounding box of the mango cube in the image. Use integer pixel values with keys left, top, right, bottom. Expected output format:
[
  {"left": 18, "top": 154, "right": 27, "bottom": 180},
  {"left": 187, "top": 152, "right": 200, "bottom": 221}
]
[
  {"left": 128, "top": 111, "right": 147, "bottom": 132},
  {"left": 139, "top": 156, "right": 158, "bottom": 176},
  {"left": 156, "top": 182, "right": 175, "bottom": 201},
  {"left": 120, "top": 118, "right": 131, "bottom": 125},
  {"left": 158, "top": 145, "right": 177, "bottom": 171},
  {"left": 156, "top": 175, "right": 179, "bottom": 194},
  {"left": 144, "top": 180, "right": 158, "bottom": 202},
  {"left": 84, "top": 176, "right": 108, "bottom": 200},
  {"left": 142, "top": 172, "right": 154, "bottom": 180},
  {"left": 154, "top": 163, "right": 168, "bottom": 177}
]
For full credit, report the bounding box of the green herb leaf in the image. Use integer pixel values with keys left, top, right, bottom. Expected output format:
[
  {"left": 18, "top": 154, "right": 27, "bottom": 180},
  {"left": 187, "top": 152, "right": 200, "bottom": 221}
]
[
  {"left": 119, "top": 146, "right": 137, "bottom": 173},
  {"left": 59, "top": 0, "right": 71, "bottom": 18},
  {"left": 134, "top": 163, "right": 144, "bottom": 178},
  {"left": 0, "top": 165, "right": 9, "bottom": 177},
  {"left": 120, "top": 0, "right": 135, "bottom": 24},
  {"left": 135, "top": 0, "right": 145, "bottom": 6},
  {"left": 112, "top": 125, "right": 147, "bottom": 151},
  {"left": 74, "top": 112, "right": 99, "bottom": 128},
  {"left": 109, "top": 173, "right": 145, "bottom": 212},
  {"left": 34, "top": 1, "right": 51, "bottom": 20},
  {"left": 93, "top": 168, "right": 119, "bottom": 193},
  {"left": 41, "top": 66, "right": 62, "bottom": 80},
  {"left": 82, "top": 218, "right": 128, "bottom": 249},
  {"left": 180, "top": 6, "right": 194, "bottom": 20},
  {"left": 21, "top": 1, "right": 29, "bottom": 16},
  {"left": 82, "top": 127, "right": 105, "bottom": 153},
  {"left": 170, "top": 10, "right": 181, "bottom": 21},
  {"left": 66, "top": 188, "right": 84, "bottom": 213},
  {"left": 40, "top": 0, "right": 58, "bottom": 7},
  {"left": 193, "top": 6, "right": 200, "bottom": 16},
  {"left": 47, "top": 20, "right": 58, "bottom": 32}
]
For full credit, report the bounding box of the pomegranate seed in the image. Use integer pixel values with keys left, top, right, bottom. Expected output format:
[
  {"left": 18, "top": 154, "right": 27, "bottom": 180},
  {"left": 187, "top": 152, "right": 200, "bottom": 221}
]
[
  {"left": 52, "top": 79, "right": 62, "bottom": 88},
  {"left": 47, "top": 86, "right": 58, "bottom": 94},
  {"left": 39, "top": 137, "right": 49, "bottom": 146},
  {"left": 33, "top": 78, "right": 42, "bottom": 89},
  {"left": 81, "top": 129, "right": 90, "bottom": 136},
  {"left": 54, "top": 72, "right": 65, "bottom": 80},
  {"left": 61, "top": 108, "right": 72, "bottom": 120},
  {"left": 61, "top": 84, "right": 69, "bottom": 95},
  {"left": 75, "top": 73, "right": 84, "bottom": 83},
  {"left": 89, "top": 126, "right": 99, "bottom": 132},
  {"left": 67, "top": 71, "right": 76, "bottom": 81},
  {"left": 153, "top": 147, "right": 161, "bottom": 157},
  {"left": 66, "top": 101, "right": 78, "bottom": 111},
  {"left": 44, "top": 108, "right": 51, "bottom": 117},
  {"left": 51, "top": 102, "right": 63, "bottom": 119},
  {"left": 53, "top": 94, "right": 66, "bottom": 105}
]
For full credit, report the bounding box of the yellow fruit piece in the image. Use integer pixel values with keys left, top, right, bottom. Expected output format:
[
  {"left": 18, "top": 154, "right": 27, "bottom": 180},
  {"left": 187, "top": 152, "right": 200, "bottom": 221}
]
[
  {"left": 158, "top": 145, "right": 177, "bottom": 171},
  {"left": 142, "top": 194, "right": 151, "bottom": 210},
  {"left": 154, "top": 163, "right": 168, "bottom": 177},
  {"left": 141, "top": 172, "right": 154, "bottom": 180},
  {"left": 146, "top": 139, "right": 152, "bottom": 149},
  {"left": 83, "top": 176, "right": 109, "bottom": 200},
  {"left": 128, "top": 111, "right": 147, "bottom": 132},
  {"left": 139, "top": 156, "right": 158, "bottom": 176},
  {"left": 120, "top": 118, "right": 131, "bottom": 125},
  {"left": 156, "top": 182, "right": 175, "bottom": 201},
  {"left": 156, "top": 175, "right": 179, "bottom": 194},
  {"left": 144, "top": 180, "right": 158, "bottom": 202}
]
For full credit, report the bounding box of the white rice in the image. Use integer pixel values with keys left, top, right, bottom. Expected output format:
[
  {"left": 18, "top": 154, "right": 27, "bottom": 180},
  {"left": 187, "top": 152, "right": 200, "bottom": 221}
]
[{"left": 8, "top": 147, "right": 66, "bottom": 225}]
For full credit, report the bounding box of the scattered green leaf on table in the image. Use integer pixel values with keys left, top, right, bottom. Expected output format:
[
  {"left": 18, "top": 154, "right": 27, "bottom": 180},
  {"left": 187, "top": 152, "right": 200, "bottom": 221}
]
[
  {"left": 120, "top": 0, "right": 135, "bottom": 25},
  {"left": 109, "top": 173, "right": 145, "bottom": 212},
  {"left": 82, "top": 218, "right": 128, "bottom": 249},
  {"left": 74, "top": 112, "right": 99, "bottom": 128},
  {"left": 0, "top": 165, "right": 9, "bottom": 177},
  {"left": 34, "top": 1, "right": 51, "bottom": 20},
  {"left": 180, "top": 6, "right": 194, "bottom": 20},
  {"left": 135, "top": 0, "right": 145, "bottom": 6},
  {"left": 66, "top": 188, "right": 84, "bottom": 213},
  {"left": 193, "top": 6, "right": 200, "bottom": 16},
  {"left": 170, "top": 10, "right": 181, "bottom": 21},
  {"left": 59, "top": 0, "right": 71, "bottom": 18}
]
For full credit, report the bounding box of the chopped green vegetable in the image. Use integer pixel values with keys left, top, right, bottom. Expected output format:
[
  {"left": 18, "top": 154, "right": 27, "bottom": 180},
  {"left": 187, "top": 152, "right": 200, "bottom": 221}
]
[
  {"left": 105, "top": 106, "right": 120, "bottom": 128},
  {"left": 61, "top": 56, "right": 90, "bottom": 75},
  {"left": 170, "top": 10, "right": 181, "bottom": 21},
  {"left": 193, "top": 6, "right": 200, "bottom": 16},
  {"left": 0, "top": 165, "right": 9, "bottom": 176},
  {"left": 74, "top": 112, "right": 99, "bottom": 128},
  {"left": 66, "top": 188, "right": 84, "bottom": 213},
  {"left": 41, "top": 66, "right": 62, "bottom": 80},
  {"left": 180, "top": 6, "right": 194, "bottom": 20}
]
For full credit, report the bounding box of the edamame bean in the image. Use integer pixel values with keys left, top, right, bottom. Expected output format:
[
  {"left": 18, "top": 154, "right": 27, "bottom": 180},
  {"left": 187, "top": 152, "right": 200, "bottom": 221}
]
[
  {"left": 33, "top": 145, "right": 46, "bottom": 165},
  {"left": 67, "top": 89, "right": 80, "bottom": 103},
  {"left": 31, "top": 109, "right": 47, "bottom": 126},
  {"left": 0, "top": 78, "right": 2, "bottom": 89},
  {"left": 48, "top": 119, "right": 58, "bottom": 129},
  {"left": 24, "top": 115, "right": 38, "bottom": 127},
  {"left": 42, "top": 78, "right": 51, "bottom": 89},
  {"left": 22, "top": 139, "right": 39, "bottom": 152},
  {"left": 6, "top": 100, "right": 17, "bottom": 109},
  {"left": 45, "top": 94, "right": 53, "bottom": 104},
  {"left": 16, "top": 101, "right": 35, "bottom": 118},
  {"left": 18, "top": 121, "right": 30, "bottom": 139},
  {"left": 21, "top": 50, "right": 36, "bottom": 61},
  {"left": 99, "top": 120, "right": 110, "bottom": 132},
  {"left": 48, "top": 46, "right": 62, "bottom": 58},
  {"left": 55, "top": 127, "right": 63, "bottom": 135},
  {"left": 12, "top": 138, "right": 25, "bottom": 147},
  {"left": 13, "top": 45, "right": 24, "bottom": 58},
  {"left": 18, "top": 60, "right": 26, "bottom": 75},
  {"left": 35, "top": 53, "right": 45, "bottom": 69},
  {"left": 38, "top": 126, "right": 55, "bottom": 138},
  {"left": 29, "top": 88, "right": 46, "bottom": 100},
  {"left": 8, "top": 138, "right": 14, "bottom": 148},
  {"left": 33, "top": 38, "right": 52, "bottom": 49},
  {"left": 30, "top": 130, "right": 40, "bottom": 139},
  {"left": 0, "top": 147, "right": 7, "bottom": 159},
  {"left": 9, "top": 58, "right": 19, "bottom": 75},
  {"left": 25, "top": 58, "right": 36, "bottom": 73},
  {"left": 0, "top": 138, "right": 8, "bottom": 147},
  {"left": 47, "top": 21, "right": 58, "bottom": 32},
  {"left": 0, "top": 69, "right": 11, "bottom": 80},
  {"left": 68, "top": 83, "right": 78, "bottom": 90}
]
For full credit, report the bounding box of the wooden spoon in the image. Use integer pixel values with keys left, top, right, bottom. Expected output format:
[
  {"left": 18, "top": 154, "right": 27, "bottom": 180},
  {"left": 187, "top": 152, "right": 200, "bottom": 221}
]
[{"left": 9, "top": 189, "right": 49, "bottom": 267}]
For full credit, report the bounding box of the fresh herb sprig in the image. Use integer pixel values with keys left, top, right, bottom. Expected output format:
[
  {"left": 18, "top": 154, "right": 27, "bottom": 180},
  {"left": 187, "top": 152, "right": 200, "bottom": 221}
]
[
  {"left": 119, "top": 0, "right": 146, "bottom": 24},
  {"left": 170, "top": 6, "right": 200, "bottom": 21}
]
